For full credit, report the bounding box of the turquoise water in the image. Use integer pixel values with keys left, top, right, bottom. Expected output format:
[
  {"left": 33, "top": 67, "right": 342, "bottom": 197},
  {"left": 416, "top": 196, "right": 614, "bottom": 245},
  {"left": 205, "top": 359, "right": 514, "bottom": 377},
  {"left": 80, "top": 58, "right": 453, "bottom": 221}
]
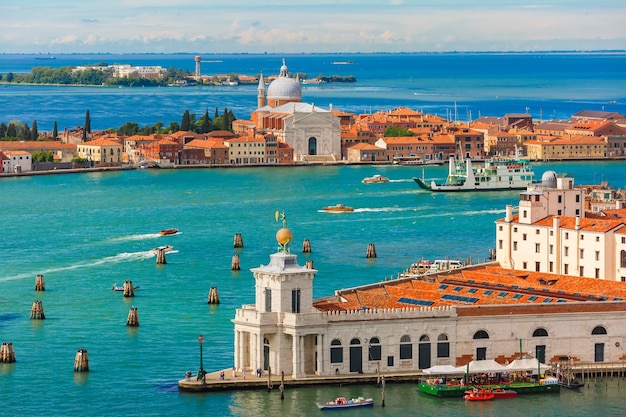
[
  {"left": 1, "top": 162, "right": 625, "bottom": 416},
  {"left": 1, "top": 53, "right": 625, "bottom": 131}
]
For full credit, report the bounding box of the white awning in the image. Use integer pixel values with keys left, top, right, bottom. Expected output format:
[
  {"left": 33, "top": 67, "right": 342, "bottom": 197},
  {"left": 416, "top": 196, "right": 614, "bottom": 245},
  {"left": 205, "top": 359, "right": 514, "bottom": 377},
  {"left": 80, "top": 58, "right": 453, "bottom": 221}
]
[
  {"left": 505, "top": 358, "right": 551, "bottom": 372},
  {"left": 422, "top": 364, "right": 466, "bottom": 375}
]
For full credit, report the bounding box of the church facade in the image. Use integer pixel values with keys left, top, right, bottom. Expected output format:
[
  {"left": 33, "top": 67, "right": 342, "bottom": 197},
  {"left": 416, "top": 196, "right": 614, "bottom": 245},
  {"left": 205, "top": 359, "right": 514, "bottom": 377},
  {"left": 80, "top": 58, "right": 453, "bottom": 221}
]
[{"left": 246, "top": 60, "right": 342, "bottom": 162}]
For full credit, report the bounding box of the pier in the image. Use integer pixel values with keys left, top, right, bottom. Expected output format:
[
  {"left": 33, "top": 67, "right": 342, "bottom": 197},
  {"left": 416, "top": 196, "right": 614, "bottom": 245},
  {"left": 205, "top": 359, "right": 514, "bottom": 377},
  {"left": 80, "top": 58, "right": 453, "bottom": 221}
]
[{"left": 178, "top": 362, "right": 626, "bottom": 393}]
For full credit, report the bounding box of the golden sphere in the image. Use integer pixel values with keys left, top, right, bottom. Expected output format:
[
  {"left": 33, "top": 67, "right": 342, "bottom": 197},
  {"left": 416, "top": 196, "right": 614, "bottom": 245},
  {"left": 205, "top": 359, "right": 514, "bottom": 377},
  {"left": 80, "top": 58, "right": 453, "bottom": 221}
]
[{"left": 276, "top": 228, "right": 293, "bottom": 245}]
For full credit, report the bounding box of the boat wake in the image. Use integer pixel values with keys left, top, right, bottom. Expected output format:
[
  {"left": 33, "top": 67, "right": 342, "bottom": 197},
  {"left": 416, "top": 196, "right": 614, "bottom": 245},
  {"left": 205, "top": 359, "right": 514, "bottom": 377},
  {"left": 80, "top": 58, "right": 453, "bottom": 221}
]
[
  {"left": 109, "top": 233, "right": 161, "bottom": 242},
  {"left": 0, "top": 251, "right": 153, "bottom": 283}
]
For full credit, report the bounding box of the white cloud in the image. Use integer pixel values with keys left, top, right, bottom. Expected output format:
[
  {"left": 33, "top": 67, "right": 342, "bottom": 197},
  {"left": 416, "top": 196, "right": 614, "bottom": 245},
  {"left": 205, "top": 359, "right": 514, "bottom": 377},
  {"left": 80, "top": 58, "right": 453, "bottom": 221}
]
[{"left": 1, "top": 1, "right": 625, "bottom": 53}]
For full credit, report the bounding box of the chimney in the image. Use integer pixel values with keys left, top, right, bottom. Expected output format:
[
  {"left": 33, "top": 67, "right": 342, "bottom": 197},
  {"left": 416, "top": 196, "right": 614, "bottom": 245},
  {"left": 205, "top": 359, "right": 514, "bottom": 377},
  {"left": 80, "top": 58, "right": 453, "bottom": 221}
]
[{"left": 505, "top": 205, "right": 513, "bottom": 222}]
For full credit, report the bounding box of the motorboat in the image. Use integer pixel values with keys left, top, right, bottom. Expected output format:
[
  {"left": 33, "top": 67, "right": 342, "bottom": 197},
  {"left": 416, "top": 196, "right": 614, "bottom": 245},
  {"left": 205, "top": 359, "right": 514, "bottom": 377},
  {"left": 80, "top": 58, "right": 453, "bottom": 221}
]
[
  {"left": 153, "top": 245, "right": 173, "bottom": 254},
  {"left": 323, "top": 204, "right": 354, "bottom": 212},
  {"left": 111, "top": 284, "right": 140, "bottom": 291},
  {"left": 464, "top": 389, "right": 495, "bottom": 401},
  {"left": 159, "top": 228, "right": 178, "bottom": 236},
  {"left": 316, "top": 397, "right": 374, "bottom": 410},
  {"left": 492, "top": 388, "right": 518, "bottom": 398},
  {"left": 362, "top": 174, "right": 389, "bottom": 184}
]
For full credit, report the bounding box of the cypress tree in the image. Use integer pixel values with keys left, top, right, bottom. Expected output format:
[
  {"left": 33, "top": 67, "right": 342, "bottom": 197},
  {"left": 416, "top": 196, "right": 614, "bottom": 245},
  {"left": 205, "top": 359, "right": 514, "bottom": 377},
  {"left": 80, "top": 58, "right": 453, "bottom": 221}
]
[
  {"left": 31, "top": 120, "right": 39, "bottom": 140},
  {"left": 83, "top": 109, "right": 91, "bottom": 141},
  {"left": 200, "top": 108, "right": 211, "bottom": 133},
  {"left": 214, "top": 107, "right": 219, "bottom": 121},
  {"left": 52, "top": 121, "right": 58, "bottom": 140},
  {"left": 222, "top": 107, "right": 229, "bottom": 131},
  {"left": 0, "top": 122, "right": 7, "bottom": 138},
  {"left": 181, "top": 109, "right": 191, "bottom": 131}
]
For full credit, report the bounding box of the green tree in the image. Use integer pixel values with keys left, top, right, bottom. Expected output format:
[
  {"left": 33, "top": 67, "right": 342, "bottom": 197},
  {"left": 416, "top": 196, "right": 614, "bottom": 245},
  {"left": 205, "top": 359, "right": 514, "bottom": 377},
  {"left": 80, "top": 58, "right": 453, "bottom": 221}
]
[
  {"left": 6, "top": 122, "right": 17, "bottom": 138},
  {"left": 180, "top": 109, "right": 191, "bottom": 131},
  {"left": 168, "top": 122, "right": 180, "bottom": 133},
  {"left": 31, "top": 120, "right": 39, "bottom": 140},
  {"left": 83, "top": 109, "right": 91, "bottom": 141},
  {"left": 383, "top": 126, "right": 414, "bottom": 137},
  {"left": 222, "top": 108, "right": 229, "bottom": 130},
  {"left": 199, "top": 108, "right": 211, "bottom": 133},
  {"left": 32, "top": 150, "right": 53, "bottom": 163},
  {"left": 6, "top": 72, "right": 14, "bottom": 82},
  {"left": 118, "top": 122, "right": 139, "bottom": 136},
  {"left": 0, "top": 123, "right": 6, "bottom": 138},
  {"left": 21, "top": 123, "right": 31, "bottom": 140},
  {"left": 52, "top": 121, "right": 58, "bottom": 140},
  {"left": 214, "top": 107, "right": 219, "bottom": 121}
]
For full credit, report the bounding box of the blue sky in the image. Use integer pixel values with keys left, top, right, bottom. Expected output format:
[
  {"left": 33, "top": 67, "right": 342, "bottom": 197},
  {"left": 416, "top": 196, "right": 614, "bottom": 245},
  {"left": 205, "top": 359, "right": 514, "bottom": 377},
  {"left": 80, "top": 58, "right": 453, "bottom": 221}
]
[{"left": 2, "top": 1, "right": 625, "bottom": 54}]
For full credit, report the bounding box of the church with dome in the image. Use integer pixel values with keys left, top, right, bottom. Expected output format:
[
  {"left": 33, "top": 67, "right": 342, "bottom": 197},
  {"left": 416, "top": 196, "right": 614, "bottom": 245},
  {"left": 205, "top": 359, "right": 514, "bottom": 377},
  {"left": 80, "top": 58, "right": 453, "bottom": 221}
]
[{"left": 233, "top": 59, "right": 342, "bottom": 162}]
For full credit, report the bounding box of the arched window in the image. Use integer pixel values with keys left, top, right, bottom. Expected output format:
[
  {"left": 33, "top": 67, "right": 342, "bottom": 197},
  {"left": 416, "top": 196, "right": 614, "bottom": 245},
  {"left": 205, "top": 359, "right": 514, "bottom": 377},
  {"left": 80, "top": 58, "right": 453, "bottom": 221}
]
[
  {"left": 437, "top": 334, "right": 450, "bottom": 358},
  {"left": 368, "top": 337, "right": 381, "bottom": 361},
  {"left": 350, "top": 338, "right": 361, "bottom": 345},
  {"left": 308, "top": 137, "right": 317, "bottom": 155},
  {"left": 592, "top": 326, "right": 607, "bottom": 335},
  {"left": 419, "top": 335, "right": 430, "bottom": 342},
  {"left": 533, "top": 328, "right": 549, "bottom": 337},
  {"left": 473, "top": 330, "right": 489, "bottom": 339},
  {"left": 621, "top": 250, "right": 626, "bottom": 268},
  {"left": 330, "top": 339, "right": 343, "bottom": 364},
  {"left": 400, "top": 335, "right": 412, "bottom": 360}
]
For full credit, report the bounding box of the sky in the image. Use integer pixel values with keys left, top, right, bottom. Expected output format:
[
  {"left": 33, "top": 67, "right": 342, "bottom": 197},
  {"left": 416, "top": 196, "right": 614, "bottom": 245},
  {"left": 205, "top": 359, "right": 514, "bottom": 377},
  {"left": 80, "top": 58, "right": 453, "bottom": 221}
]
[{"left": 2, "top": 1, "right": 625, "bottom": 54}]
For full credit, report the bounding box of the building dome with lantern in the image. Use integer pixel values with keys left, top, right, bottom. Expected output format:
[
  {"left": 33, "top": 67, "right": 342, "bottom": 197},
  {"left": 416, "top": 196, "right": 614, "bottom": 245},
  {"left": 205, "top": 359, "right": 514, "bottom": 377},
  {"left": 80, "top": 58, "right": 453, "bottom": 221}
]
[{"left": 265, "top": 59, "right": 302, "bottom": 107}]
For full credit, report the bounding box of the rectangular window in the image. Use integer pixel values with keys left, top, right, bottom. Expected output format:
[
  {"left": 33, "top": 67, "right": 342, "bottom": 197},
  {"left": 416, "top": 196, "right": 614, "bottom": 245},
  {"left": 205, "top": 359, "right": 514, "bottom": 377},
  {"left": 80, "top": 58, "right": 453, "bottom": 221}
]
[
  {"left": 536, "top": 229, "right": 540, "bottom": 235},
  {"left": 595, "top": 251, "right": 600, "bottom": 261},
  {"left": 498, "top": 240, "right": 503, "bottom": 249},
  {"left": 523, "top": 234, "right": 527, "bottom": 241},
  {"left": 564, "top": 264, "right": 569, "bottom": 274},
  {"left": 595, "top": 269, "right": 600, "bottom": 279},
  {"left": 549, "top": 261, "right": 553, "bottom": 272},
  {"left": 564, "top": 246, "right": 569, "bottom": 256},
  {"left": 580, "top": 249, "right": 584, "bottom": 259},
  {"left": 523, "top": 261, "right": 528, "bottom": 269},
  {"left": 580, "top": 266, "right": 584, "bottom": 276},
  {"left": 596, "top": 236, "right": 600, "bottom": 242},
  {"left": 549, "top": 245, "right": 553, "bottom": 255},
  {"left": 291, "top": 289, "right": 301, "bottom": 313},
  {"left": 513, "top": 242, "right": 518, "bottom": 251},
  {"left": 535, "top": 243, "right": 540, "bottom": 253},
  {"left": 565, "top": 232, "right": 569, "bottom": 239},
  {"left": 535, "top": 262, "right": 540, "bottom": 272},
  {"left": 265, "top": 288, "right": 272, "bottom": 312},
  {"left": 330, "top": 345, "right": 343, "bottom": 364},
  {"left": 369, "top": 345, "right": 382, "bottom": 361}
]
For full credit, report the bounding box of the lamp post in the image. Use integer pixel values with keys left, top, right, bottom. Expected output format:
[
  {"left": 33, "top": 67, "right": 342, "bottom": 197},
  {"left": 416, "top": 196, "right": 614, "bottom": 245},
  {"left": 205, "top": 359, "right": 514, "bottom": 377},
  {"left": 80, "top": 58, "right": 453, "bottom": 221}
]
[{"left": 197, "top": 335, "right": 205, "bottom": 381}]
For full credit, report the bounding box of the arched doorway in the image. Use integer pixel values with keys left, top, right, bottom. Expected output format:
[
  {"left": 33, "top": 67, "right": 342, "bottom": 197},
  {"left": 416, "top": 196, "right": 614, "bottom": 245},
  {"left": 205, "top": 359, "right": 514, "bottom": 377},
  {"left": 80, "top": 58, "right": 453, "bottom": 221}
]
[
  {"left": 349, "top": 338, "right": 362, "bottom": 373},
  {"left": 308, "top": 137, "right": 317, "bottom": 155},
  {"left": 418, "top": 335, "right": 431, "bottom": 369}
]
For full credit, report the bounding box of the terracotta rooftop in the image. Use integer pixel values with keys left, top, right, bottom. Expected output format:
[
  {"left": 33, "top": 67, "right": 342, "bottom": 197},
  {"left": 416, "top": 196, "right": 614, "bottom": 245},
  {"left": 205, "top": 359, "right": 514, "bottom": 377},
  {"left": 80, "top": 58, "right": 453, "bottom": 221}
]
[{"left": 313, "top": 265, "right": 626, "bottom": 312}]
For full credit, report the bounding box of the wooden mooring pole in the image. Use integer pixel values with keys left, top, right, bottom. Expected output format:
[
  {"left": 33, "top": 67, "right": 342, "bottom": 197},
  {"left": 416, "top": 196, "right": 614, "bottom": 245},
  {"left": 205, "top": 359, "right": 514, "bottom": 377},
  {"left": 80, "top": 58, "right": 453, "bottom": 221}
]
[
  {"left": 233, "top": 233, "right": 244, "bottom": 248},
  {"left": 126, "top": 306, "right": 139, "bottom": 327},
  {"left": 366, "top": 243, "right": 377, "bottom": 258},
  {"left": 208, "top": 286, "right": 220, "bottom": 304},
  {"left": 156, "top": 248, "right": 167, "bottom": 264},
  {"left": 74, "top": 349, "right": 89, "bottom": 372},
  {"left": 30, "top": 300, "right": 45, "bottom": 320},
  {"left": 302, "top": 239, "right": 311, "bottom": 253},
  {"left": 123, "top": 280, "right": 135, "bottom": 298},
  {"left": 305, "top": 259, "right": 314, "bottom": 269},
  {"left": 231, "top": 254, "right": 240, "bottom": 270},
  {"left": 0, "top": 342, "right": 16, "bottom": 363},
  {"left": 35, "top": 274, "right": 45, "bottom": 291}
]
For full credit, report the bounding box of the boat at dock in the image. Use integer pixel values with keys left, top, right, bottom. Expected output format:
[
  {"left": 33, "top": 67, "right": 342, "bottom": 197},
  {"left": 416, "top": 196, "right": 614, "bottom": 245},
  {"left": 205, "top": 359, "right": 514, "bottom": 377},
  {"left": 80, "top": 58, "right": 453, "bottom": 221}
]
[
  {"left": 362, "top": 174, "right": 389, "bottom": 183},
  {"left": 316, "top": 396, "right": 374, "bottom": 410},
  {"left": 464, "top": 389, "right": 495, "bottom": 401},
  {"left": 323, "top": 204, "right": 354, "bottom": 212},
  {"left": 159, "top": 228, "right": 178, "bottom": 236},
  {"left": 413, "top": 154, "right": 534, "bottom": 192}
]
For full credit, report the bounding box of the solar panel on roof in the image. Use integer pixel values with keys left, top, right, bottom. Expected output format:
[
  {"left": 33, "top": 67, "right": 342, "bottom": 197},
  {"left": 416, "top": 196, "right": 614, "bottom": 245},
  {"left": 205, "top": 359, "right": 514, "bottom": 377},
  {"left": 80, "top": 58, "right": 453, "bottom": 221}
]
[
  {"left": 438, "top": 284, "right": 448, "bottom": 290},
  {"left": 512, "top": 294, "right": 523, "bottom": 299},
  {"left": 441, "top": 294, "right": 479, "bottom": 304},
  {"left": 528, "top": 296, "right": 538, "bottom": 301},
  {"left": 468, "top": 288, "right": 477, "bottom": 294},
  {"left": 557, "top": 299, "right": 566, "bottom": 303},
  {"left": 484, "top": 290, "right": 493, "bottom": 295},
  {"left": 398, "top": 297, "right": 434, "bottom": 307},
  {"left": 543, "top": 298, "right": 553, "bottom": 303},
  {"left": 453, "top": 286, "right": 463, "bottom": 292},
  {"left": 498, "top": 292, "right": 508, "bottom": 297}
]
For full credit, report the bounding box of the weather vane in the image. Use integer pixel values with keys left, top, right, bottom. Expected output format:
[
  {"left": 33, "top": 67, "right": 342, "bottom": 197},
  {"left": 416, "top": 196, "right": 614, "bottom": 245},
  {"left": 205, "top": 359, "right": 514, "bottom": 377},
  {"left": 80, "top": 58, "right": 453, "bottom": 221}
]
[{"left": 274, "top": 211, "right": 292, "bottom": 253}]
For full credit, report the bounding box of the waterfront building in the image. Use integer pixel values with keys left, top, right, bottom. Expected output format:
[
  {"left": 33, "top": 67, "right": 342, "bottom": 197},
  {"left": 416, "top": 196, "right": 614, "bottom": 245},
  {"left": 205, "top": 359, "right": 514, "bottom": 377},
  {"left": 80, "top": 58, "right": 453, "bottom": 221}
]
[
  {"left": 77, "top": 136, "right": 123, "bottom": 165},
  {"left": 345, "top": 142, "right": 388, "bottom": 163},
  {"left": 0, "top": 140, "right": 77, "bottom": 163},
  {"left": 233, "top": 201, "right": 626, "bottom": 380},
  {"left": 184, "top": 138, "right": 229, "bottom": 164},
  {"left": 525, "top": 135, "right": 607, "bottom": 160},
  {"left": 224, "top": 136, "right": 267, "bottom": 165},
  {"left": 2, "top": 150, "right": 31, "bottom": 173},
  {"left": 496, "top": 172, "right": 626, "bottom": 281},
  {"left": 233, "top": 60, "right": 342, "bottom": 162}
]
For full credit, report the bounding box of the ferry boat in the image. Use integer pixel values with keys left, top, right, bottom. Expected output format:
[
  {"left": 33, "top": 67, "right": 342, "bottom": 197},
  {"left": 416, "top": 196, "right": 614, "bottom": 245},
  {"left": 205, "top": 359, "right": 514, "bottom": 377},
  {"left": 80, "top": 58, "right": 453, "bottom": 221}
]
[
  {"left": 362, "top": 174, "right": 389, "bottom": 184},
  {"left": 413, "top": 155, "right": 534, "bottom": 192}
]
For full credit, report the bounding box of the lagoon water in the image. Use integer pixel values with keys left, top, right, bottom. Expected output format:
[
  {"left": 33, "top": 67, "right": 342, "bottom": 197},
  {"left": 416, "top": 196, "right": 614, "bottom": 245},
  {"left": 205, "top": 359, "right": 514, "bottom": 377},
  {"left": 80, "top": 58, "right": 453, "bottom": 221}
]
[
  {"left": 1, "top": 162, "right": 626, "bottom": 416},
  {"left": 1, "top": 52, "right": 626, "bottom": 416},
  {"left": 1, "top": 52, "right": 625, "bottom": 131}
]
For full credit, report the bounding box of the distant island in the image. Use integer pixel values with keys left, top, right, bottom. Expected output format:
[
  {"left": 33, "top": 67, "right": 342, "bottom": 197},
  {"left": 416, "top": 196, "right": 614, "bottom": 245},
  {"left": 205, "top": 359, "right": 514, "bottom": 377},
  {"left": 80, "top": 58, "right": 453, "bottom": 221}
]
[{"left": 0, "top": 63, "right": 356, "bottom": 87}]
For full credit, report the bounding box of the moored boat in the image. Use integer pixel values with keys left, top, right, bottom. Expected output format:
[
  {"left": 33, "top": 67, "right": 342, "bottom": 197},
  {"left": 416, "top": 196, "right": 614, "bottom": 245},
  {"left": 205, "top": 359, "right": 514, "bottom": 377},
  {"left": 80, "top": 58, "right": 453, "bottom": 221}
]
[
  {"left": 323, "top": 204, "right": 354, "bottom": 212},
  {"left": 316, "top": 396, "right": 374, "bottom": 410},
  {"left": 492, "top": 388, "right": 518, "bottom": 398},
  {"left": 464, "top": 389, "right": 495, "bottom": 401},
  {"left": 362, "top": 174, "right": 389, "bottom": 183},
  {"left": 159, "top": 228, "right": 178, "bottom": 236},
  {"left": 413, "top": 153, "right": 534, "bottom": 192}
]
